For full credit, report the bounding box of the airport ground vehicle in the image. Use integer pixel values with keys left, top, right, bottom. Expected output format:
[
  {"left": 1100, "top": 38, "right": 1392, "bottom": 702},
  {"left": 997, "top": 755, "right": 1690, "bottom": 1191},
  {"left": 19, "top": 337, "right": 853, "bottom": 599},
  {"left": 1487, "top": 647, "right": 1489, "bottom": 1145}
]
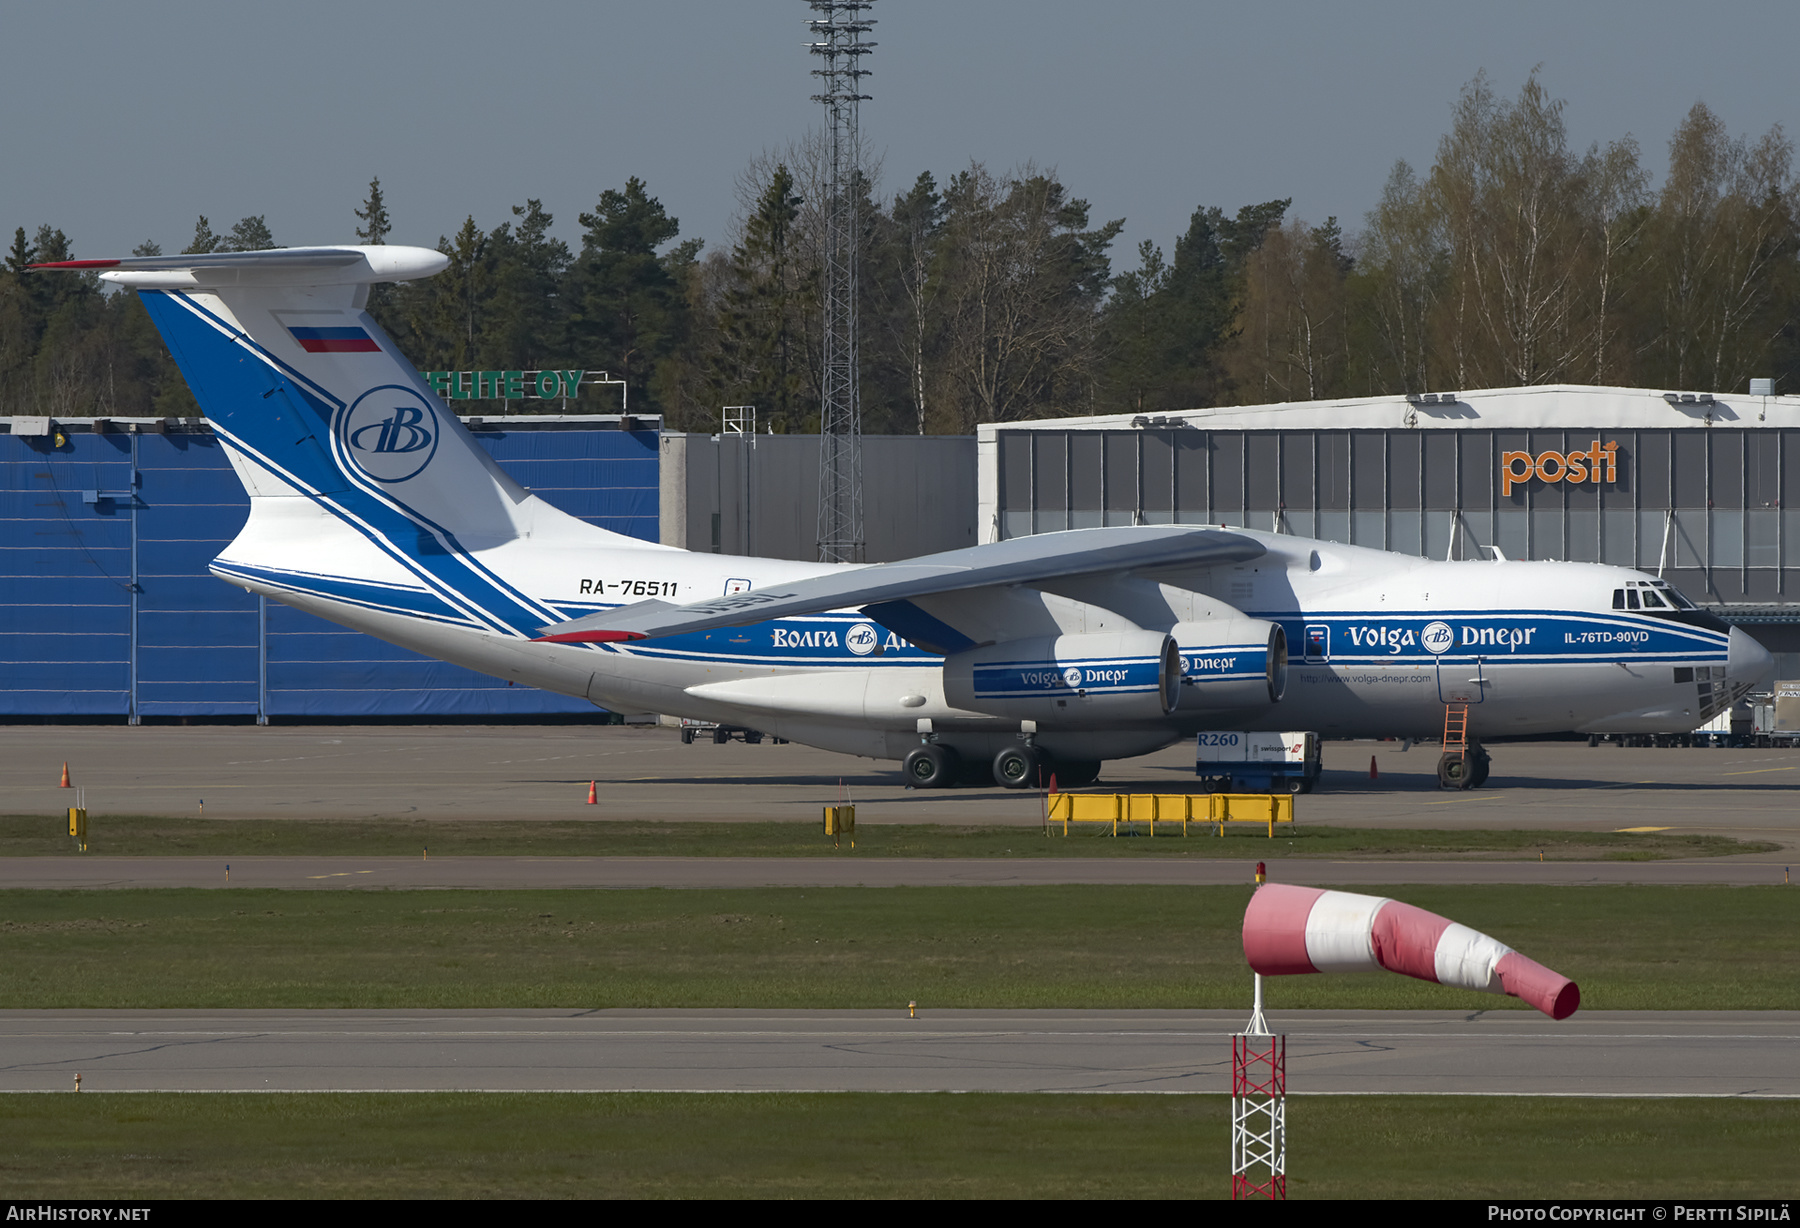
[
  {"left": 1195, "top": 731, "right": 1320, "bottom": 794},
  {"left": 678, "top": 719, "right": 780, "bottom": 745}
]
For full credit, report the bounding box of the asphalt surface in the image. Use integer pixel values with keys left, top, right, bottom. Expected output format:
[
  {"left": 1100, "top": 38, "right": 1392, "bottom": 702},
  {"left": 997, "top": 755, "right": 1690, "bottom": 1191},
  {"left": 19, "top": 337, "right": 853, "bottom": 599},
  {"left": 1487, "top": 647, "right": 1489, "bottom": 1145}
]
[
  {"left": 5, "top": 724, "right": 1796, "bottom": 886},
  {"left": 5, "top": 1009, "right": 1793, "bottom": 1096},
  {"left": 7, "top": 725, "right": 1799, "bottom": 848}
]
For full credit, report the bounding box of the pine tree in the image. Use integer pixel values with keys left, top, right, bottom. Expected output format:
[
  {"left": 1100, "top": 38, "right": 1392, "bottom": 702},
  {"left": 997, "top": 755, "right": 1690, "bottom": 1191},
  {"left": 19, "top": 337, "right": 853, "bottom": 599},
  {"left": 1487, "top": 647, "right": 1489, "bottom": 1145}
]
[
  {"left": 183, "top": 217, "right": 221, "bottom": 255},
  {"left": 485, "top": 199, "right": 572, "bottom": 370},
  {"left": 570, "top": 177, "right": 689, "bottom": 417},
  {"left": 224, "top": 216, "right": 277, "bottom": 252},
  {"left": 355, "top": 177, "right": 391, "bottom": 245},
  {"left": 709, "top": 165, "right": 811, "bottom": 432}
]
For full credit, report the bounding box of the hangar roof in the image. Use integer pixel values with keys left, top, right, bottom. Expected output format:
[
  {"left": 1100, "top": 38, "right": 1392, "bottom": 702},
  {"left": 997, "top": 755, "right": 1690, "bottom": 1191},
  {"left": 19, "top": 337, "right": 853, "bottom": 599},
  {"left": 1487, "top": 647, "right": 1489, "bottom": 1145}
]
[{"left": 979, "top": 384, "right": 1800, "bottom": 437}]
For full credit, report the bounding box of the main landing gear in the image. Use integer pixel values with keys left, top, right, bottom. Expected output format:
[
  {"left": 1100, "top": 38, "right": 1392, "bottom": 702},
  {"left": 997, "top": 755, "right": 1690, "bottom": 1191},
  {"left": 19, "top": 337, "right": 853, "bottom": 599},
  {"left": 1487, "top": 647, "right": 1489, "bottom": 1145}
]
[
  {"left": 902, "top": 743, "right": 1102, "bottom": 789},
  {"left": 904, "top": 743, "right": 961, "bottom": 788}
]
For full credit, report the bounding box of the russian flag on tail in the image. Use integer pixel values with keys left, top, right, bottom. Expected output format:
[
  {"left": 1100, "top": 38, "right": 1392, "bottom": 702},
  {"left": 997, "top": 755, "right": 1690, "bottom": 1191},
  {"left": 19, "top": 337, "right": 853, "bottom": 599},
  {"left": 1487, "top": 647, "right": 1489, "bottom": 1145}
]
[
  {"left": 288, "top": 326, "right": 380, "bottom": 353},
  {"left": 1242, "top": 883, "right": 1580, "bottom": 1019}
]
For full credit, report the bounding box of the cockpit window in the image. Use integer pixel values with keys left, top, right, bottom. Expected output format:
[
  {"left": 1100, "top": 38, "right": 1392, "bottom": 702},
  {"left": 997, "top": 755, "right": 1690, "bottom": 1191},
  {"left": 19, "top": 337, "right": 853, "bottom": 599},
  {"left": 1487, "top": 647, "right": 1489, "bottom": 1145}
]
[
  {"left": 1627, "top": 590, "right": 1640, "bottom": 609},
  {"left": 1640, "top": 590, "right": 1667, "bottom": 609}
]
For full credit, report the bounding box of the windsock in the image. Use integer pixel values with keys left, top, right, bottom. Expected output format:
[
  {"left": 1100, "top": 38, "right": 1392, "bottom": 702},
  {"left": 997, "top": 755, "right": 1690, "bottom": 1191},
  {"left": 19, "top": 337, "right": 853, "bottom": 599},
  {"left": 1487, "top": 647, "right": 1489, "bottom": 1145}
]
[{"left": 1242, "top": 883, "right": 1580, "bottom": 1020}]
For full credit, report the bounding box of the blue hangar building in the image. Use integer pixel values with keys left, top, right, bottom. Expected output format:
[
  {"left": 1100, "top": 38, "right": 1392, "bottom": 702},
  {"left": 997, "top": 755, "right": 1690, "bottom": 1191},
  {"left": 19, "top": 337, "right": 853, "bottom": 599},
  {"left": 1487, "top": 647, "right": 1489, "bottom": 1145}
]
[{"left": 1, "top": 414, "right": 657, "bottom": 721}]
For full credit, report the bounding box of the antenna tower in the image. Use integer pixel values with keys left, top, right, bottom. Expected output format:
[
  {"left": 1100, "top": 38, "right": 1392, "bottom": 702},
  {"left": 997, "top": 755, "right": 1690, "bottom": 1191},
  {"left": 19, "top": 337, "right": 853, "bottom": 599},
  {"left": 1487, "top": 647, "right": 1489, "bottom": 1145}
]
[{"left": 807, "top": 1, "right": 873, "bottom": 563}]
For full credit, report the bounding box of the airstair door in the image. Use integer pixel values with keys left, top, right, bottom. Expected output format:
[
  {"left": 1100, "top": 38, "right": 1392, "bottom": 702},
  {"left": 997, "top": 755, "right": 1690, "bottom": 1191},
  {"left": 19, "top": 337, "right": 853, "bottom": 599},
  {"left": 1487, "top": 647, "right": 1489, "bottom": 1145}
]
[{"left": 1436, "top": 656, "right": 1486, "bottom": 704}]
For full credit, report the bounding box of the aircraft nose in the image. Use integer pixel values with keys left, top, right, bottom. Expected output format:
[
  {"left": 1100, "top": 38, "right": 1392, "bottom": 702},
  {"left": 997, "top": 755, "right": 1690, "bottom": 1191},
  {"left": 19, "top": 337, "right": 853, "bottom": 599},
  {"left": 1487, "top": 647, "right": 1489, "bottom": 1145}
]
[{"left": 1728, "top": 626, "right": 1774, "bottom": 689}]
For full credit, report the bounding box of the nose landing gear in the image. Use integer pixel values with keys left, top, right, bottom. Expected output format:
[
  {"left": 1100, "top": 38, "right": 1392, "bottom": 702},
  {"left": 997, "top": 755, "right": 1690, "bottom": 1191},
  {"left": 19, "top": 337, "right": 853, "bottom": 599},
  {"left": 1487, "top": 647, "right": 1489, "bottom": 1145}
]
[
  {"left": 1436, "top": 741, "right": 1491, "bottom": 789},
  {"left": 1438, "top": 701, "right": 1491, "bottom": 788}
]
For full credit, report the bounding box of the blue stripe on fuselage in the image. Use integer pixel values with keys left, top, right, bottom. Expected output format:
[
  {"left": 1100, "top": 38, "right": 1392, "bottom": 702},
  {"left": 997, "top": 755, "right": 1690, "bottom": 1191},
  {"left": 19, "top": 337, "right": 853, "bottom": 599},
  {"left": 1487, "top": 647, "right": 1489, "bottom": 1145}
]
[{"left": 1271, "top": 610, "right": 1726, "bottom": 665}]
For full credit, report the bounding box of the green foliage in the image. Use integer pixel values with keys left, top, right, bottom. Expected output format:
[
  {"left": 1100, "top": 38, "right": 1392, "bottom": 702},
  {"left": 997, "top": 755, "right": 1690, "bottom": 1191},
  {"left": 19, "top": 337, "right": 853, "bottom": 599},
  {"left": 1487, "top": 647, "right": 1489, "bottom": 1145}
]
[
  {"left": 0, "top": 814, "right": 1764, "bottom": 860},
  {"left": 223, "top": 215, "right": 277, "bottom": 252},
  {"left": 353, "top": 176, "right": 390, "bottom": 246},
  {"left": 709, "top": 164, "right": 815, "bottom": 432},
  {"left": 181, "top": 215, "right": 220, "bottom": 255},
  {"left": 0, "top": 223, "right": 187, "bottom": 417},
  {"left": 12, "top": 77, "right": 1800, "bottom": 424},
  {"left": 5, "top": 1093, "right": 1791, "bottom": 1199},
  {"left": 2, "top": 884, "right": 1793, "bottom": 1011},
  {"left": 1096, "top": 199, "right": 1288, "bottom": 411},
  {"left": 924, "top": 164, "right": 1123, "bottom": 430},
  {"left": 1336, "top": 74, "right": 1800, "bottom": 399},
  {"left": 569, "top": 177, "right": 688, "bottom": 416}
]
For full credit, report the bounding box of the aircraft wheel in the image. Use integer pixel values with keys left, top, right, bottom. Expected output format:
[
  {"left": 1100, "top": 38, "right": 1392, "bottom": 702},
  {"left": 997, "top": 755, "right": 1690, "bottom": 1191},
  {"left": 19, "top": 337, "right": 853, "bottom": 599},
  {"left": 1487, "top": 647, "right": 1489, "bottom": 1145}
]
[
  {"left": 904, "top": 744, "right": 960, "bottom": 789},
  {"left": 1437, "top": 751, "right": 1472, "bottom": 789},
  {"left": 680, "top": 729, "right": 694, "bottom": 744},
  {"left": 992, "top": 745, "right": 1041, "bottom": 789},
  {"left": 1468, "top": 744, "right": 1491, "bottom": 788}
]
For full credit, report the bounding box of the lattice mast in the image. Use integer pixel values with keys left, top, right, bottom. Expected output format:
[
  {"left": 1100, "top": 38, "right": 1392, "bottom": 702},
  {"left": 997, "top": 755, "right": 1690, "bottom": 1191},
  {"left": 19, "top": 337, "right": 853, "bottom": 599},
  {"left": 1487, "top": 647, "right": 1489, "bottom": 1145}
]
[
  {"left": 807, "top": 1, "right": 874, "bottom": 563},
  {"left": 1232, "top": 972, "right": 1288, "bottom": 1200}
]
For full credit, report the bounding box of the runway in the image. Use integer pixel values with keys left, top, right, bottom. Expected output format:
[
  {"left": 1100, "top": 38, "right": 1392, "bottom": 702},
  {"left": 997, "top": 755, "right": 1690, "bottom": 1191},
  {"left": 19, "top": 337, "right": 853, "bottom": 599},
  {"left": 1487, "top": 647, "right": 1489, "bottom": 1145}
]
[
  {"left": 5, "top": 1009, "right": 1794, "bottom": 1096},
  {"left": 2, "top": 853, "right": 1792, "bottom": 888}
]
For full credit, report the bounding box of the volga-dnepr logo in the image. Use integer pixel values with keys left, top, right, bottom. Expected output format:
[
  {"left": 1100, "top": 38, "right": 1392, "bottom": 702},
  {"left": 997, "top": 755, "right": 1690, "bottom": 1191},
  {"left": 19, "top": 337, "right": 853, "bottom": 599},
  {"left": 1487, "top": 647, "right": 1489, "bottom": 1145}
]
[{"left": 338, "top": 385, "right": 440, "bottom": 483}]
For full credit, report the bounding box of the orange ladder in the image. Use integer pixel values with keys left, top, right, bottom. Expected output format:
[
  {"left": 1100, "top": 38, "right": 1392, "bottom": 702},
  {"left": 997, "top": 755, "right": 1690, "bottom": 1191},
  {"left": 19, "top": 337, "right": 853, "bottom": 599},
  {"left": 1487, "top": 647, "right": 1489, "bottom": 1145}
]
[{"left": 1442, "top": 702, "right": 1470, "bottom": 758}]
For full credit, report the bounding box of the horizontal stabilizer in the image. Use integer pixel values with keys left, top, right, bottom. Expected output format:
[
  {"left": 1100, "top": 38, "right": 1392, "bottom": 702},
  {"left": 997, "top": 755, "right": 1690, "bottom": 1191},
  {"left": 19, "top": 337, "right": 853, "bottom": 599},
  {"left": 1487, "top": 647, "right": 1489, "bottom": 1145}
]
[
  {"left": 536, "top": 525, "right": 1264, "bottom": 643},
  {"left": 31, "top": 246, "right": 448, "bottom": 289}
]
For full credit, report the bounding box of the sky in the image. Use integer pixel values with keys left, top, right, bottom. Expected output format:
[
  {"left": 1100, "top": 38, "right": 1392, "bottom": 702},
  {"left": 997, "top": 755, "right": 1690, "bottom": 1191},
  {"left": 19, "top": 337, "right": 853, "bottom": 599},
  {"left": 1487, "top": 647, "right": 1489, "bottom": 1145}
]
[{"left": 3, "top": 1, "right": 1796, "bottom": 274}]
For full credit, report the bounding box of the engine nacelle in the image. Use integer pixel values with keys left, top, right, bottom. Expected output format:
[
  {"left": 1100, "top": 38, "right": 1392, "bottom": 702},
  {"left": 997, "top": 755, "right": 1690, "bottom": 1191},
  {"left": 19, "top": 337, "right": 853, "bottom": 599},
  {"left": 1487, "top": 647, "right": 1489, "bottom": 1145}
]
[
  {"left": 943, "top": 631, "right": 1181, "bottom": 722},
  {"left": 1172, "top": 618, "right": 1287, "bottom": 710}
]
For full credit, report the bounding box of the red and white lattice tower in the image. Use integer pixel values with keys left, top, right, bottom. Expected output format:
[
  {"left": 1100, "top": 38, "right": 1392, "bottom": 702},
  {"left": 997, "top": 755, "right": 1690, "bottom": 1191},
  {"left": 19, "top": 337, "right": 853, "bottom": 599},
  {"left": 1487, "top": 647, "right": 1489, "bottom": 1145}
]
[{"left": 1231, "top": 973, "right": 1286, "bottom": 1200}]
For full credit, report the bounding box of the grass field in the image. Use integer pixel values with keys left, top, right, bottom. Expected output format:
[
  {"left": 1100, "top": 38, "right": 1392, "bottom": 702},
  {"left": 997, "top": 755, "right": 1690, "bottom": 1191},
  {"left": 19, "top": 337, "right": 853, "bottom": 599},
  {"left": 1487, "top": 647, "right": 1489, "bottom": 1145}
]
[
  {"left": 2, "top": 814, "right": 1774, "bottom": 860},
  {"left": 1, "top": 1092, "right": 1793, "bottom": 1199},
  {"left": 4, "top": 884, "right": 1794, "bottom": 1010}
]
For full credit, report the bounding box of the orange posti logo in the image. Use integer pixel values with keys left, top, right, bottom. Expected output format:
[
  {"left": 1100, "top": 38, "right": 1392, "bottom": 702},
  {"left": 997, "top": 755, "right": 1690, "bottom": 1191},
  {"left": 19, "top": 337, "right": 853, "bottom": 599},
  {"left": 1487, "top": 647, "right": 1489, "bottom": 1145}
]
[{"left": 1500, "top": 441, "right": 1618, "bottom": 496}]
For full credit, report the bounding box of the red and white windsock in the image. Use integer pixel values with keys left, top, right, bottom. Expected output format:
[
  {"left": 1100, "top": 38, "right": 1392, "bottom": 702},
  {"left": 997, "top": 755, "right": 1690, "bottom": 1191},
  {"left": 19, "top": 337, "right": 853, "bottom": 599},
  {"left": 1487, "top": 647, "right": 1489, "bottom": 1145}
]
[{"left": 1242, "top": 883, "right": 1580, "bottom": 1020}]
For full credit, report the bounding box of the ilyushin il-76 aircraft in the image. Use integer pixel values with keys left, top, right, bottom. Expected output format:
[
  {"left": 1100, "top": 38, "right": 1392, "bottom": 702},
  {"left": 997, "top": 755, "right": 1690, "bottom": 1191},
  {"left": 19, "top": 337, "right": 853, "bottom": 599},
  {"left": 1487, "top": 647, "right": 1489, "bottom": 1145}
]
[{"left": 36, "top": 246, "right": 1773, "bottom": 789}]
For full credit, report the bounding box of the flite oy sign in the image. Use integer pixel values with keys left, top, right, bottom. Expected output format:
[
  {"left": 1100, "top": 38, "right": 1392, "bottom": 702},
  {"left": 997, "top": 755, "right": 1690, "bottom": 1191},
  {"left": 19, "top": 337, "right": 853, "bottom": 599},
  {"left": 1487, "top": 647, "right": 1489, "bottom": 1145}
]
[
  {"left": 1500, "top": 441, "right": 1620, "bottom": 496},
  {"left": 420, "top": 370, "right": 588, "bottom": 402}
]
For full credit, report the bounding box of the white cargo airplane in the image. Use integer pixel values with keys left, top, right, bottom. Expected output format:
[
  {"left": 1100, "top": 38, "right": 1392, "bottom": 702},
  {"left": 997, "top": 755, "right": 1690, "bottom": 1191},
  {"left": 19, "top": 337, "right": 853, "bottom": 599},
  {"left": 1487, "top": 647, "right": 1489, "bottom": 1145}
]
[{"left": 37, "top": 246, "right": 1773, "bottom": 788}]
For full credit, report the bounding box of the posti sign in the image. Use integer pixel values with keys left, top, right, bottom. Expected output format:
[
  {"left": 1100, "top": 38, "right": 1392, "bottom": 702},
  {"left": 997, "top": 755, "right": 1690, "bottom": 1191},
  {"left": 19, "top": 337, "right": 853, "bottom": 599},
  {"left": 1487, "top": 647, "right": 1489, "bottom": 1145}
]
[
  {"left": 1500, "top": 440, "right": 1620, "bottom": 496},
  {"left": 421, "top": 369, "right": 587, "bottom": 402}
]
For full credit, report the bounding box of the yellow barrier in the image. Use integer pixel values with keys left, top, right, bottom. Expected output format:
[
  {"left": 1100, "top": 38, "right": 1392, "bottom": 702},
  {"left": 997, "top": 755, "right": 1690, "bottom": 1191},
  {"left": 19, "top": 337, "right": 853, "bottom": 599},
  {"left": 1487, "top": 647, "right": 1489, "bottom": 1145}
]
[
  {"left": 1045, "top": 792, "right": 1294, "bottom": 837},
  {"left": 823, "top": 804, "right": 855, "bottom": 848}
]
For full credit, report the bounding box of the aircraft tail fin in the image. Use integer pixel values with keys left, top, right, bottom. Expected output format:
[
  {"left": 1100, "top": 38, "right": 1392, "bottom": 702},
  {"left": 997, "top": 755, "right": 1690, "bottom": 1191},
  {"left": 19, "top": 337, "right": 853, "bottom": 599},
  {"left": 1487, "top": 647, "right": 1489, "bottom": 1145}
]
[{"left": 35, "top": 246, "right": 641, "bottom": 637}]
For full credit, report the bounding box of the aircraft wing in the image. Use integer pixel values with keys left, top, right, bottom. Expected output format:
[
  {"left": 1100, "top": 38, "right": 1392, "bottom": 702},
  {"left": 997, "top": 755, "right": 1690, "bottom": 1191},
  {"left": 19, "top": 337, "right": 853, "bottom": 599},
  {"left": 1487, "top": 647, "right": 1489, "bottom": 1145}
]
[{"left": 535, "top": 525, "right": 1264, "bottom": 643}]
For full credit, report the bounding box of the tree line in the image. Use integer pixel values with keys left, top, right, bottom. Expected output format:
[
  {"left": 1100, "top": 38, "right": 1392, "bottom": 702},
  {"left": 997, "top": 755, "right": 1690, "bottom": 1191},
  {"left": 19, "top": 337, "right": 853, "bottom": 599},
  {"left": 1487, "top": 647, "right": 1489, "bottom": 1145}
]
[{"left": 3, "top": 73, "right": 1797, "bottom": 431}]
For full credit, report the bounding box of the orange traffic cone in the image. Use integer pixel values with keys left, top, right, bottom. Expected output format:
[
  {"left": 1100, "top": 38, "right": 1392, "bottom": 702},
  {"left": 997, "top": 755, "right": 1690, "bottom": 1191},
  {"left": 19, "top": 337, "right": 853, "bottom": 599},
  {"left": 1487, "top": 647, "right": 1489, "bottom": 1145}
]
[
  {"left": 60, "top": 762, "right": 70, "bottom": 788},
  {"left": 1369, "top": 756, "right": 1378, "bottom": 781},
  {"left": 586, "top": 780, "right": 597, "bottom": 805},
  {"left": 1047, "top": 773, "right": 1058, "bottom": 795}
]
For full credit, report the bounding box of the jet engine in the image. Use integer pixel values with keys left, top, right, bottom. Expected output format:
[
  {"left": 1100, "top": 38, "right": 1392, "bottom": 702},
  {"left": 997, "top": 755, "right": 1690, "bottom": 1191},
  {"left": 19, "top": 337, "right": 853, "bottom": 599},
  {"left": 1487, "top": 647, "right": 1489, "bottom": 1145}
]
[
  {"left": 1171, "top": 618, "right": 1287, "bottom": 710},
  {"left": 942, "top": 631, "right": 1181, "bottom": 722}
]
